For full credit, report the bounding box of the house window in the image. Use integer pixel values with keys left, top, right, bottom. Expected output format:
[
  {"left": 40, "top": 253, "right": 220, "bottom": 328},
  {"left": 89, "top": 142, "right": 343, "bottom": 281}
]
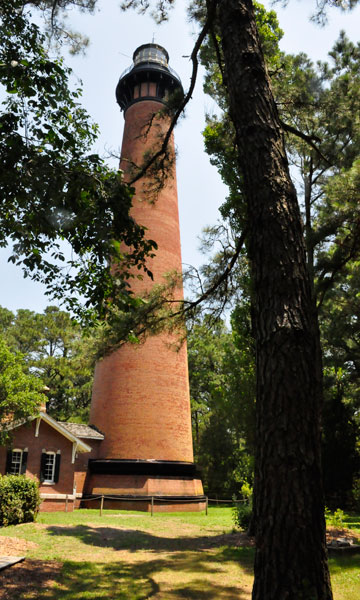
[
  {"left": 10, "top": 449, "right": 23, "bottom": 475},
  {"left": 43, "top": 452, "right": 56, "bottom": 483},
  {"left": 6, "top": 448, "right": 28, "bottom": 476},
  {"left": 40, "top": 451, "right": 61, "bottom": 484}
]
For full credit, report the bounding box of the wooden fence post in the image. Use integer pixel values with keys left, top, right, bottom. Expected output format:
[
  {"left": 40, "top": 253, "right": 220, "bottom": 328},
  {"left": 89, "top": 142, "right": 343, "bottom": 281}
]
[
  {"left": 151, "top": 496, "right": 154, "bottom": 516},
  {"left": 65, "top": 495, "right": 68, "bottom": 512},
  {"left": 100, "top": 495, "right": 104, "bottom": 517},
  {"left": 205, "top": 496, "right": 208, "bottom": 516}
]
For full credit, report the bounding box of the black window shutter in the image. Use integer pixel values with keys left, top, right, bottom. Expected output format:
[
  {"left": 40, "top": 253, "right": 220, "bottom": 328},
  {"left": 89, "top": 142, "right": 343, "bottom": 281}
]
[
  {"left": 21, "top": 451, "right": 28, "bottom": 474},
  {"left": 40, "top": 452, "right": 47, "bottom": 482},
  {"left": 54, "top": 454, "right": 61, "bottom": 483},
  {"left": 5, "top": 450, "right": 12, "bottom": 474}
]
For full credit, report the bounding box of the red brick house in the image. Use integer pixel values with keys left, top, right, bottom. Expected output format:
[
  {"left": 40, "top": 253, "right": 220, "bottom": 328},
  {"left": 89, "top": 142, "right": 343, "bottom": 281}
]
[{"left": 0, "top": 409, "right": 104, "bottom": 511}]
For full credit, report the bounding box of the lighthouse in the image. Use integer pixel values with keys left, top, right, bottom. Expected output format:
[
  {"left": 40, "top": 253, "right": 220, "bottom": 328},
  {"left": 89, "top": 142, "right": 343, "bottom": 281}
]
[{"left": 87, "top": 44, "right": 205, "bottom": 511}]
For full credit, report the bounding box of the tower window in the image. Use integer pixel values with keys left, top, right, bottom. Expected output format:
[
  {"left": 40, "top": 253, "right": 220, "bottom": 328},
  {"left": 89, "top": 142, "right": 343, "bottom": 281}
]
[
  {"left": 148, "top": 82, "right": 157, "bottom": 96},
  {"left": 140, "top": 82, "right": 148, "bottom": 97}
]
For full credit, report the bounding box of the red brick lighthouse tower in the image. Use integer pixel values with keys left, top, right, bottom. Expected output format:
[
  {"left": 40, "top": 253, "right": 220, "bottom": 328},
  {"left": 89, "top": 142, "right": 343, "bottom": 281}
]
[{"left": 87, "top": 44, "right": 204, "bottom": 511}]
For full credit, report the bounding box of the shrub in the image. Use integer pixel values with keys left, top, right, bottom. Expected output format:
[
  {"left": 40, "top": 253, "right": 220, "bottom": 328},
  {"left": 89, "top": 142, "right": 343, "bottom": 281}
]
[
  {"left": 233, "top": 501, "right": 252, "bottom": 530},
  {"left": 0, "top": 474, "right": 40, "bottom": 526},
  {"left": 325, "top": 506, "right": 345, "bottom": 529},
  {"left": 232, "top": 482, "right": 254, "bottom": 531},
  {"left": 240, "top": 481, "right": 252, "bottom": 502}
]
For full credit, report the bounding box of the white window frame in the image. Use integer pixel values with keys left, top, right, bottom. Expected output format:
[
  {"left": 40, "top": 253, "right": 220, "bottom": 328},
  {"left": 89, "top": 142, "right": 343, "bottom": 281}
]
[
  {"left": 43, "top": 451, "right": 56, "bottom": 484},
  {"left": 10, "top": 449, "right": 23, "bottom": 475}
]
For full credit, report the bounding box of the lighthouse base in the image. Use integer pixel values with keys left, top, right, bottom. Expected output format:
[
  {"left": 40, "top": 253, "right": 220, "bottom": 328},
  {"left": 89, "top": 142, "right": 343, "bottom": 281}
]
[{"left": 83, "top": 459, "right": 206, "bottom": 512}]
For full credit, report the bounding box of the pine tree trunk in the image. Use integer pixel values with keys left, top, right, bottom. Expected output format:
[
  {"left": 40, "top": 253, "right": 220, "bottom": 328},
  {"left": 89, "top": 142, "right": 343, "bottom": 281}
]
[{"left": 218, "top": 1, "right": 333, "bottom": 598}]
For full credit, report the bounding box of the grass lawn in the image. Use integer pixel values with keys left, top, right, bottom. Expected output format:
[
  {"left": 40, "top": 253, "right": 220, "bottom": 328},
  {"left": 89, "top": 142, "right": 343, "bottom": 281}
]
[{"left": 0, "top": 507, "right": 359, "bottom": 599}]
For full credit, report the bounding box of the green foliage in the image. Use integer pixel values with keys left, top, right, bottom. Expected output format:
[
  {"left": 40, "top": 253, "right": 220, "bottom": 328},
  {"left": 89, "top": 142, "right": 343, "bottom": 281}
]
[
  {"left": 316, "top": 159, "right": 360, "bottom": 300},
  {"left": 272, "top": 35, "right": 360, "bottom": 292},
  {"left": 187, "top": 312, "right": 255, "bottom": 498},
  {"left": 310, "top": 0, "right": 360, "bottom": 25},
  {"left": 0, "top": 305, "right": 94, "bottom": 421},
  {"left": 200, "top": 2, "right": 283, "bottom": 227},
  {"left": 199, "top": 2, "right": 283, "bottom": 108},
  {"left": 31, "top": 0, "right": 98, "bottom": 54},
  {"left": 0, "top": 336, "right": 44, "bottom": 441},
  {"left": 0, "top": 474, "right": 40, "bottom": 526},
  {"left": 197, "top": 8, "right": 360, "bottom": 508},
  {"left": 0, "top": 1, "right": 156, "bottom": 325},
  {"left": 321, "top": 366, "right": 359, "bottom": 507},
  {"left": 233, "top": 496, "right": 253, "bottom": 531},
  {"left": 232, "top": 481, "right": 253, "bottom": 530},
  {"left": 325, "top": 507, "right": 346, "bottom": 529},
  {"left": 240, "top": 480, "right": 253, "bottom": 502}
]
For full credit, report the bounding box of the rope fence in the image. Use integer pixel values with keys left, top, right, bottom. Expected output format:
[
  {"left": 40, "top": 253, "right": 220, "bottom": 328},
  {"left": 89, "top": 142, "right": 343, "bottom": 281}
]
[{"left": 77, "top": 494, "right": 248, "bottom": 516}]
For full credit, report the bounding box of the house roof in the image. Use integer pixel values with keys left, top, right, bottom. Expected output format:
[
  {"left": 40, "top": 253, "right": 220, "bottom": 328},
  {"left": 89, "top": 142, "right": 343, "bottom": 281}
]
[
  {"left": 38, "top": 413, "right": 92, "bottom": 453},
  {"left": 2, "top": 412, "right": 94, "bottom": 454},
  {"left": 58, "top": 422, "right": 104, "bottom": 440}
]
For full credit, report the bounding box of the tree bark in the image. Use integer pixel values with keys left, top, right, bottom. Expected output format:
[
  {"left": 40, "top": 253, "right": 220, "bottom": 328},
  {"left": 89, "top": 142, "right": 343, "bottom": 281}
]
[{"left": 218, "top": 1, "right": 333, "bottom": 598}]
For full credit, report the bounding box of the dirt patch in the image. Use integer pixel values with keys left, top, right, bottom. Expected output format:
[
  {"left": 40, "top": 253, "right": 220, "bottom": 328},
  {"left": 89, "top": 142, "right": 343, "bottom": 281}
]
[
  {"left": 326, "top": 526, "right": 360, "bottom": 545},
  {"left": 0, "top": 536, "right": 38, "bottom": 555},
  {"left": 0, "top": 559, "right": 62, "bottom": 600}
]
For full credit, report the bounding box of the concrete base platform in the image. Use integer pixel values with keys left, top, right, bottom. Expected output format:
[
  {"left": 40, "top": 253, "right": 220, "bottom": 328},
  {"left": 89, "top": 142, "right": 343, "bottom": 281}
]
[{"left": 0, "top": 556, "right": 25, "bottom": 571}]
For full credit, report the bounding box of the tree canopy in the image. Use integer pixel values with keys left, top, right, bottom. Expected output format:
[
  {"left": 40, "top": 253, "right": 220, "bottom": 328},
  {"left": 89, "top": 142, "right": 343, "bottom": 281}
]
[
  {"left": 0, "top": 336, "right": 45, "bottom": 443},
  {"left": 0, "top": 0, "right": 156, "bottom": 325},
  {"left": 0, "top": 305, "right": 94, "bottom": 422},
  {"left": 2, "top": 1, "right": 360, "bottom": 598},
  {"left": 117, "top": 1, "right": 359, "bottom": 597}
]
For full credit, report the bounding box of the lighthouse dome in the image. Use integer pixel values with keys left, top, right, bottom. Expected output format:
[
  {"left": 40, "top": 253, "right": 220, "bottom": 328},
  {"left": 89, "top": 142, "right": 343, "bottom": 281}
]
[
  {"left": 116, "top": 43, "right": 182, "bottom": 112},
  {"left": 133, "top": 44, "right": 169, "bottom": 67}
]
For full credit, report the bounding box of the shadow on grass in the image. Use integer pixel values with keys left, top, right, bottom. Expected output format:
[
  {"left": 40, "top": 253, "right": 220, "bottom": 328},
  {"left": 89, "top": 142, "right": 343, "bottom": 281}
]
[
  {"left": 38, "top": 552, "right": 252, "bottom": 600},
  {"left": 0, "top": 559, "right": 62, "bottom": 600},
  {"left": 46, "top": 524, "right": 252, "bottom": 553},
  {"left": 4, "top": 550, "right": 360, "bottom": 600},
  {"left": 329, "top": 552, "right": 360, "bottom": 574},
  {"left": 0, "top": 548, "right": 254, "bottom": 599}
]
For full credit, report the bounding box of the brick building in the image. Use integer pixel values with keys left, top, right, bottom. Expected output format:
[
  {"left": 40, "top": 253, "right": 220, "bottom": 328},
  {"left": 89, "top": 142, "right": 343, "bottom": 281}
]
[{"left": 0, "top": 409, "right": 103, "bottom": 511}]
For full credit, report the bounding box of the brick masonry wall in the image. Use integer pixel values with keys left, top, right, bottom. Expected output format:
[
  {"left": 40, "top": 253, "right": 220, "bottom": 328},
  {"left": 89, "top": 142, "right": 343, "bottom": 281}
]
[
  {"left": 85, "top": 473, "right": 203, "bottom": 497},
  {"left": 0, "top": 420, "right": 75, "bottom": 494},
  {"left": 0, "top": 420, "right": 101, "bottom": 507},
  {"left": 90, "top": 99, "right": 195, "bottom": 464},
  {"left": 73, "top": 438, "right": 102, "bottom": 496},
  {"left": 82, "top": 498, "right": 206, "bottom": 513},
  {"left": 39, "top": 499, "right": 75, "bottom": 513}
]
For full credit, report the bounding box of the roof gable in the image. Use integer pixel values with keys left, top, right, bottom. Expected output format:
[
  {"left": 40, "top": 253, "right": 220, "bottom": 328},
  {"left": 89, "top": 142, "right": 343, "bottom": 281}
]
[{"left": 3, "top": 412, "right": 92, "bottom": 454}]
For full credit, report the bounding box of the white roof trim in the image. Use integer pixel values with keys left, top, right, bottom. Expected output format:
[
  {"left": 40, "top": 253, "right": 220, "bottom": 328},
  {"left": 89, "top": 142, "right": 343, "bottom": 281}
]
[
  {"left": 38, "top": 413, "right": 91, "bottom": 453},
  {"left": 2, "top": 412, "right": 91, "bottom": 454}
]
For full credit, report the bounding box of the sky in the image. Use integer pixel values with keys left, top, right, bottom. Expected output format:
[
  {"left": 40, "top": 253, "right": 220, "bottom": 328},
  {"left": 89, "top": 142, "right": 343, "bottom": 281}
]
[{"left": 1, "top": 0, "right": 360, "bottom": 314}]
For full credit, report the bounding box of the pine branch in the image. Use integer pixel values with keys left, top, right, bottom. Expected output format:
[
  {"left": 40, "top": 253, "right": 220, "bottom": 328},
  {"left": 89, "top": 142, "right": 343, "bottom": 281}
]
[
  {"left": 181, "top": 227, "right": 248, "bottom": 314},
  {"left": 128, "top": 0, "right": 219, "bottom": 185},
  {"left": 280, "top": 119, "right": 332, "bottom": 167}
]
